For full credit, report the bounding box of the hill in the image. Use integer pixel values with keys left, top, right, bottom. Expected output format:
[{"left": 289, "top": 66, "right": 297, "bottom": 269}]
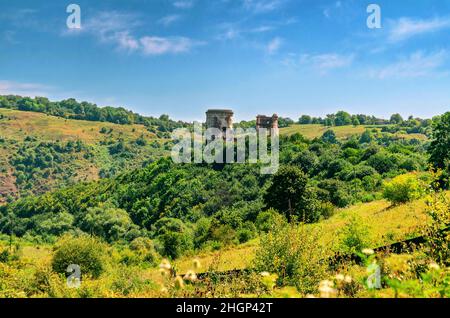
[{"left": 0, "top": 108, "right": 171, "bottom": 204}]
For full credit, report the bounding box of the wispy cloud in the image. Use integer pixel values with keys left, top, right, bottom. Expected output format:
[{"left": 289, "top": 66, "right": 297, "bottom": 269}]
[
  {"left": 218, "top": 23, "right": 275, "bottom": 40},
  {"left": 323, "top": 1, "right": 342, "bottom": 19},
  {"left": 63, "top": 11, "right": 204, "bottom": 56},
  {"left": 388, "top": 17, "right": 450, "bottom": 42},
  {"left": 173, "top": 1, "right": 194, "bottom": 9},
  {"left": 291, "top": 53, "right": 354, "bottom": 74},
  {"left": 243, "top": 0, "right": 285, "bottom": 14},
  {"left": 368, "top": 50, "right": 449, "bottom": 79},
  {"left": 140, "top": 37, "right": 203, "bottom": 55},
  {"left": 0, "top": 80, "right": 51, "bottom": 97},
  {"left": 158, "top": 14, "right": 182, "bottom": 27},
  {"left": 266, "top": 37, "right": 282, "bottom": 55}
]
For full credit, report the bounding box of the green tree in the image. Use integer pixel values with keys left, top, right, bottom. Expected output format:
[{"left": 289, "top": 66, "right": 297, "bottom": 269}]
[
  {"left": 80, "top": 206, "right": 138, "bottom": 242},
  {"left": 299, "top": 115, "right": 312, "bottom": 124},
  {"left": 321, "top": 130, "right": 337, "bottom": 144},
  {"left": 429, "top": 112, "right": 450, "bottom": 170},
  {"left": 335, "top": 111, "right": 352, "bottom": 126},
  {"left": 263, "top": 166, "right": 320, "bottom": 223},
  {"left": 390, "top": 113, "right": 404, "bottom": 124},
  {"left": 154, "top": 218, "right": 193, "bottom": 259}
]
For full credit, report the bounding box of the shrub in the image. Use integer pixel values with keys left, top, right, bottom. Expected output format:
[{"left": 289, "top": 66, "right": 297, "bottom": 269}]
[
  {"left": 80, "top": 206, "right": 139, "bottom": 243},
  {"left": 255, "top": 209, "right": 283, "bottom": 233},
  {"left": 51, "top": 235, "right": 108, "bottom": 279},
  {"left": 154, "top": 218, "right": 193, "bottom": 259},
  {"left": 253, "top": 216, "right": 328, "bottom": 294},
  {"left": 383, "top": 174, "right": 423, "bottom": 205},
  {"left": 337, "top": 216, "right": 370, "bottom": 255}
]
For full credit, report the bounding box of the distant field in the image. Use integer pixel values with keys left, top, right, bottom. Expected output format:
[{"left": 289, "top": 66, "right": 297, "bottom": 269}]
[
  {"left": 280, "top": 124, "right": 368, "bottom": 139},
  {"left": 0, "top": 108, "right": 156, "bottom": 144},
  {"left": 280, "top": 124, "right": 428, "bottom": 141}
]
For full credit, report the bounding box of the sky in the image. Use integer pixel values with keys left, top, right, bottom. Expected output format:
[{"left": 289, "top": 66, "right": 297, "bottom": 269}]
[{"left": 1, "top": 0, "right": 450, "bottom": 122}]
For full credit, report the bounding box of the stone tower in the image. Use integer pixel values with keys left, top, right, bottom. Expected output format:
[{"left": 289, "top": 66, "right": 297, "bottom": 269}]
[
  {"left": 256, "top": 114, "right": 279, "bottom": 130},
  {"left": 205, "top": 109, "right": 234, "bottom": 132}
]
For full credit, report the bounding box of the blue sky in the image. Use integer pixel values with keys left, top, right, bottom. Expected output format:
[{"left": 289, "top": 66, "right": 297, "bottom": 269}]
[{"left": 1, "top": 0, "right": 450, "bottom": 121}]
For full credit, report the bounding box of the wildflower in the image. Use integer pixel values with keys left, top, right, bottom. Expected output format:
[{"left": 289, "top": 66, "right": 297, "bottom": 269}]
[
  {"left": 159, "top": 268, "right": 169, "bottom": 277},
  {"left": 260, "top": 272, "right": 277, "bottom": 290},
  {"left": 335, "top": 274, "right": 345, "bottom": 281},
  {"left": 305, "top": 294, "right": 316, "bottom": 298},
  {"left": 160, "top": 287, "right": 168, "bottom": 293},
  {"left": 429, "top": 262, "right": 440, "bottom": 271},
  {"left": 362, "top": 248, "right": 374, "bottom": 255},
  {"left": 183, "top": 270, "right": 198, "bottom": 283},
  {"left": 174, "top": 276, "right": 185, "bottom": 289},
  {"left": 193, "top": 258, "right": 201, "bottom": 270},
  {"left": 318, "top": 280, "right": 337, "bottom": 298},
  {"left": 344, "top": 275, "right": 352, "bottom": 283},
  {"left": 159, "top": 259, "right": 171, "bottom": 270}
]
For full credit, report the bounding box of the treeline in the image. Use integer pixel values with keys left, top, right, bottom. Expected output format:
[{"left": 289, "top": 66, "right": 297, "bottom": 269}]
[
  {"left": 0, "top": 95, "right": 188, "bottom": 132},
  {"left": 298, "top": 111, "right": 432, "bottom": 129}
]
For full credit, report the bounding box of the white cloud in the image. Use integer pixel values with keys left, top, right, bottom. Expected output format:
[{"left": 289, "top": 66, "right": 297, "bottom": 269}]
[
  {"left": 63, "top": 11, "right": 203, "bottom": 56},
  {"left": 115, "top": 31, "right": 140, "bottom": 51},
  {"left": 158, "top": 14, "right": 181, "bottom": 27},
  {"left": 388, "top": 17, "right": 450, "bottom": 42},
  {"left": 299, "top": 53, "right": 354, "bottom": 73},
  {"left": 140, "top": 36, "right": 203, "bottom": 55},
  {"left": 266, "top": 37, "right": 282, "bottom": 55},
  {"left": 173, "top": 1, "right": 194, "bottom": 9},
  {"left": 0, "top": 80, "right": 51, "bottom": 97},
  {"left": 368, "top": 50, "right": 448, "bottom": 79},
  {"left": 243, "top": 0, "right": 284, "bottom": 14}
]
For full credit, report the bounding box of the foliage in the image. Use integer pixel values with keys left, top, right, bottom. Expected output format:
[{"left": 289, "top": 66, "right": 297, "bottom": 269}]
[
  {"left": 253, "top": 217, "right": 328, "bottom": 294},
  {"left": 51, "top": 235, "right": 108, "bottom": 279},
  {"left": 263, "top": 166, "right": 320, "bottom": 223},
  {"left": 383, "top": 174, "right": 423, "bottom": 205},
  {"left": 337, "top": 216, "right": 370, "bottom": 255}
]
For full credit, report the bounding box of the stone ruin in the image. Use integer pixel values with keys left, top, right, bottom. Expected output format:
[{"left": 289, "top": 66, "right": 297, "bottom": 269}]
[
  {"left": 205, "top": 109, "right": 234, "bottom": 132},
  {"left": 205, "top": 109, "right": 279, "bottom": 133},
  {"left": 256, "top": 114, "right": 279, "bottom": 130}
]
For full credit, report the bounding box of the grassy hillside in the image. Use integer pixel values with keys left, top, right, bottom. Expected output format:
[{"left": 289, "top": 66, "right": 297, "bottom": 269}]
[
  {"left": 0, "top": 109, "right": 171, "bottom": 203},
  {"left": 0, "top": 108, "right": 156, "bottom": 143},
  {"left": 168, "top": 195, "right": 436, "bottom": 275}
]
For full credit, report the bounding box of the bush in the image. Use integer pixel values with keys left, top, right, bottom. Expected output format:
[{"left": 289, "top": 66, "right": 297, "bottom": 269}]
[
  {"left": 383, "top": 174, "right": 423, "bottom": 205},
  {"left": 253, "top": 216, "right": 328, "bottom": 294},
  {"left": 154, "top": 218, "right": 193, "bottom": 259},
  {"left": 337, "top": 216, "right": 370, "bottom": 255},
  {"left": 255, "top": 209, "right": 283, "bottom": 233},
  {"left": 51, "top": 235, "right": 108, "bottom": 279}
]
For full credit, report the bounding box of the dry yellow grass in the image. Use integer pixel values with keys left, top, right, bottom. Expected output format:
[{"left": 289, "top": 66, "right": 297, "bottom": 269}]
[
  {"left": 280, "top": 124, "right": 428, "bottom": 141},
  {"left": 280, "top": 124, "right": 368, "bottom": 139},
  {"left": 0, "top": 108, "right": 156, "bottom": 144}
]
